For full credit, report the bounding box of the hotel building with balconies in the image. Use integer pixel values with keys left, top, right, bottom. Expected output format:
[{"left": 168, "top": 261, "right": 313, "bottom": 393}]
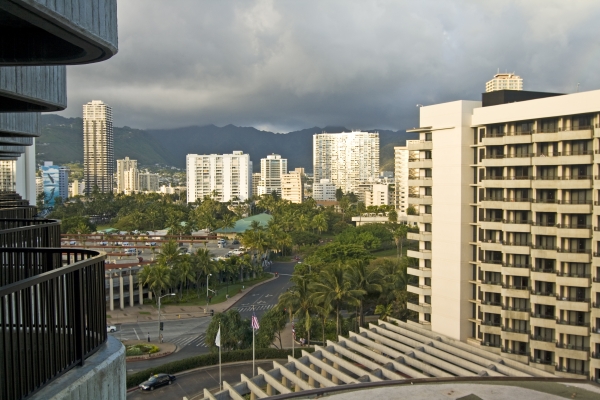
[{"left": 406, "top": 88, "right": 600, "bottom": 382}]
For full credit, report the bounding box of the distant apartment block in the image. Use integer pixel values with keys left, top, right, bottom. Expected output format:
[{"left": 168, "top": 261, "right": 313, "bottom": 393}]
[
  {"left": 69, "top": 179, "right": 86, "bottom": 197},
  {"left": 313, "top": 131, "right": 379, "bottom": 194},
  {"left": 313, "top": 179, "right": 337, "bottom": 201},
  {"left": 186, "top": 151, "right": 252, "bottom": 203},
  {"left": 406, "top": 88, "right": 600, "bottom": 382},
  {"left": 282, "top": 168, "right": 304, "bottom": 203},
  {"left": 116, "top": 156, "right": 138, "bottom": 194},
  {"left": 258, "top": 154, "right": 287, "bottom": 196},
  {"left": 83, "top": 100, "right": 114, "bottom": 194},
  {"left": 486, "top": 73, "right": 523, "bottom": 92},
  {"left": 395, "top": 145, "right": 411, "bottom": 215},
  {"left": 252, "top": 172, "right": 261, "bottom": 197},
  {"left": 0, "top": 160, "right": 15, "bottom": 192},
  {"left": 139, "top": 172, "right": 160, "bottom": 192},
  {"left": 40, "top": 161, "right": 69, "bottom": 205},
  {"left": 358, "top": 183, "right": 390, "bottom": 207}
]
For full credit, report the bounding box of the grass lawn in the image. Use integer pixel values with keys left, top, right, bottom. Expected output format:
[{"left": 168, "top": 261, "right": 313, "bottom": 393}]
[{"left": 155, "top": 273, "right": 273, "bottom": 307}]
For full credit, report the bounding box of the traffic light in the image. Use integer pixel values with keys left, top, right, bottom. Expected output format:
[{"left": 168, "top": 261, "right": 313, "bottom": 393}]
[
  {"left": 210, "top": 310, "right": 214, "bottom": 316},
  {"left": 160, "top": 322, "right": 164, "bottom": 331}
]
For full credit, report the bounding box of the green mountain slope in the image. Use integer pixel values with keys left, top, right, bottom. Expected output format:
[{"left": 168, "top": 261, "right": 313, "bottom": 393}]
[{"left": 37, "top": 115, "right": 418, "bottom": 172}]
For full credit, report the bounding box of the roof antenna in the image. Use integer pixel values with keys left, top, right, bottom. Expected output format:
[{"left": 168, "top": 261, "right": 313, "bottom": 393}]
[{"left": 576, "top": 83, "right": 580, "bottom": 93}]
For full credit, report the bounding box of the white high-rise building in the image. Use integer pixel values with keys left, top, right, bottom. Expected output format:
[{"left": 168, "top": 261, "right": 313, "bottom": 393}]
[
  {"left": 486, "top": 73, "right": 523, "bottom": 92},
  {"left": 139, "top": 172, "right": 160, "bottom": 192},
  {"left": 83, "top": 100, "right": 114, "bottom": 194},
  {"left": 116, "top": 156, "right": 138, "bottom": 194},
  {"left": 407, "top": 88, "right": 600, "bottom": 382},
  {"left": 313, "top": 131, "right": 379, "bottom": 194},
  {"left": 281, "top": 169, "right": 303, "bottom": 204},
  {"left": 0, "top": 160, "right": 16, "bottom": 192},
  {"left": 394, "top": 145, "right": 411, "bottom": 215},
  {"left": 186, "top": 151, "right": 252, "bottom": 203},
  {"left": 312, "top": 179, "right": 337, "bottom": 201},
  {"left": 252, "top": 172, "right": 261, "bottom": 197},
  {"left": 258, "top": 154, "right": 287, "bottom": 196}
]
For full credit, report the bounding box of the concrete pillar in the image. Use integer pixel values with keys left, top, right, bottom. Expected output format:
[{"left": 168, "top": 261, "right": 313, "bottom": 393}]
[
  {"left": 332, "top": 361, "right": 339, "bottom": 384},
  {"left": 282, "top": 376, "right": 288, "bottom": 389},
  {"left": 129, "top": 269, "right": 134, "bottom": 307},
  {"left": 108, "top": 275, "right": 114, "bottom": 311},
  {"left": 295, "top": 370, "right": 302, "bottom": 391},
  {"left": 308, "top": 364, "right": 316, "bottom": 387},
  {"left": 139, "top": 282, "right": 144, "bottom": 305},
  {"left": 266, "top": 384, "right": 273, "bottom": 396},
  {"left": 250, "top": 392, "right": 255, "bottom": 400},
  {"left": 321, "top": 358, "right": 328, "bottom": 379},
  {"left": 119, "top": 270, "right": 124, "bottom": 310}
]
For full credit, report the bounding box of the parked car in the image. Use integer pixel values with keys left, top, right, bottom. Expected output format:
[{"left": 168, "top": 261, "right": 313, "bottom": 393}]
[
  {"left": 122, "top": 242, "right": 131, "bottom": 246},
  {"left": 145, "top": 242, "right": 156, "bottom": 246},
  {"left": 100, "top": 241, "right": 108, "bottom": 246},
  {"left": 139, "top": 373, "right": 176, "bottom": 391},
  {"left": 69, "top": 241, "right": 77, "bottom": 245},
  {"left": 107, "top": 325, "right": 117, "bottom": 333},
  {"left": 232, "top": 239, "right": 239, "bottom": 244},
  {"left": 124, "top": 248, "right": 138, "bottom": 255}
]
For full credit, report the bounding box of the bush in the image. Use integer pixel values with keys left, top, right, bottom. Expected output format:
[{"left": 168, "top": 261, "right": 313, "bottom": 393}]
[
  {"left": 125, "top": 344, "right": 160, "bottom": 356},
  {"left": 126, "top": 348, "right": 314, "bottom": 388}
]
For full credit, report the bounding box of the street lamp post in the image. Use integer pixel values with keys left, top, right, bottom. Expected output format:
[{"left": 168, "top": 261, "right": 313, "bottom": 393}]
[
  {"left": 158, "top": 293, "right": 175, "bottom": 342},
  {"left": 206, "top": 273, "right": 212, "bottom": 311}
]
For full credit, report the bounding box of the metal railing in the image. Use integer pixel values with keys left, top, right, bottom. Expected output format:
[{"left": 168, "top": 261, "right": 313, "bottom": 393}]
[
  {"left": 0, "top": 248, "right": 107, "bottom": 400},
  {"left": 0, "top": 219, "right": 61, "bottom": 248},
  {"left": 555, "top": 296, "right": 590, "bottom": 303},
  {"left": 555, "top": 319, "right": 589, "bottom": 327},
  {"left": 530, "top": 335, "right": 555, "bottom": 343},
  {"left": 0, "top": 206, "right": 37, "bottom": 219},
  {"left": 555, "top": 343, "right": 589, "bottom": 351},
  {"left": 555, "top": 366, "right": 589, "bottom": 376},
  {"left": 530, "top": 312, "right": 555, "bottom": 319}
]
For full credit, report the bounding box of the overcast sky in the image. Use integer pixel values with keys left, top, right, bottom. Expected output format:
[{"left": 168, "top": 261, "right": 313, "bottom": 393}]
[{"left": 58, "top": 0, "right": 600, "bottom": 132}]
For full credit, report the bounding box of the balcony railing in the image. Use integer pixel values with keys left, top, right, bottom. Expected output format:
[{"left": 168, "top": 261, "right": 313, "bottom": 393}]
[
  {"left": 481, "top": 320, "right": 501, "bottom": 327},
  {"left": 0, "top": 205, "right": 37, "bottom": 219},
  {"left": 501, "top": 284, "right": 529, "bottom": 290},
  {"left": 501, "top": 241, "right": 531, "bottom": 247},
  {"left": 555, "top": 271, "right": 590, "bottom": 278},
  {"left": 556, "top": 296, "right": 590, "bottom": 303},
  {"left": 501, "top": 326, "right": 529, "bottom": 334},
  {"left": 556, "top": 319, "right": 589, "bottom": 327},
  {"left": 501, "top": 347, "right": 528, "bottom": 356},
  {"left": 557, "top": 248, "right": 591, "bottom": 254},
  {"left": 530, "top": 267, "right": 557, "bottom": 274},
  {"left": 529, "top": 357, "right": 553, "bottom": 365},
  {"left": 480, "top": 279, "right": 502, "bottom": 286},
  {"left": 555, "top": 366, "right": 589, "bottom": 376},
  {"left": 0, "top": 219, "right": 61, "bottom": 248},
  {"left": 530, "top": 334, "right": 555, "bottom": 343},
  {"left": 0, "top": 248, "right": 107, "bottom": 400},
  {"left": 501, "top": 305, "right": 530, "bottom": 312},
  {"left": 555, "top": 343, "right": 589, "bottom": 351},
  {"left": 530, "top": 312, "right": 555, "bottom": 319},
  {"left": 502, "top": 263, "right": 530, "bottom": 269}
]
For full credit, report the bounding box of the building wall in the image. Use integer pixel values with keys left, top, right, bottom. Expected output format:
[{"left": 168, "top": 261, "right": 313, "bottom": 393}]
[
  {"left": 83, "top": 100, "right": 114, "bottom": 194},
  {"left": 313, "top": 132, "right": 379, "bottom": 194},
  {"left": 313, "top": 179, "right": 337, "bottom": 201},
  {"left": 0, "top": 160, "right": 16, "bottom": 192},
  {"left": 116, "top": 156, "right": 138, "bottom": 193},
  {"left": 139, "top": 172, "right": 159, "bottom": 192},
  {"left": 486, "top": 73, "right": 523, "bottom": 92},
  {"left": 252, "top": 172, "right": 261, "bottom": 197},
  {"left": 281, "top": 170, "right": 303, "bottom": 203},
  {"left": 395, "top": 146, "right": 409, "bottom": 215},
  {"left": 258, "top": 154, "right": 287, "bottom": 196},
  {"left": 187, "top": 151, "right": 252, "bottom": 203}
]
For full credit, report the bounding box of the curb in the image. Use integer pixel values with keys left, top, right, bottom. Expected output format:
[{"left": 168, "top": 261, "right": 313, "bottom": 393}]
[{"left": 220, "top": 275, "right": 278, "bottom": 312}]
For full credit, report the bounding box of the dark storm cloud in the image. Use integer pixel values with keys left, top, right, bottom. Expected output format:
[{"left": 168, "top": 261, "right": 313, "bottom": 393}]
[{"left": 60, "top": 0, "right": 600, "bottom": 131}]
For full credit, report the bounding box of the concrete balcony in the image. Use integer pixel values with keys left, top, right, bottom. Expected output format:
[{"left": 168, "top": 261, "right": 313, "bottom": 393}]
[
  {"left": 502, "top": 199, "right": 532, "bottom": 211},
  {"left": 407, "top": 300, "right": 432, "bottom": 314},
  {"left": 555, "top": 344, "right": 590, "bottom": 361},
  {"left": 407, "top": 283, "right": 431, "bottom": 296},
  {"left": 530, "top": 291, "right": 557, "bottom": 306},
  {"left": 556, "top": 225, "right": 592, "bottom": 238},
  {"left": 531, "top": 153, "right": 593, "bottom": 166},
  {"left": 479, "top": 219, "right": 503, "bottom": 230},
  {"left": 531, "top": 224, "right": 558, "bottom": 236},
  {"left": 407, "top": 231, "right": 431, "bottom": 241},
  {"left": 480, "top": 198, "right": 504, "bottom": 209},
  {"left": 406, "top": 318, "right": 432, "bottom": 330},
  {"left": 531, "top": 247, "right": 559, "bottom": 259},
  {"left": 408, "top": 159, "right": 432, "bottom": 169},
  {"left": 556, "top": 250, "right": 591, "bottom": 263},
  {"left": 556, "top": 274, "right": 590, "bottom": 288},
  {"left": 408, "top": 178, "right": 433, "bottom": 187},
  {"left": 501, "top": 284, "right": 530, "bottom": 299},
  {"left": 502, "top": 220, "right": 531, "bottom": 233},
  {"left": 501, "top": 241, "right": 531, "bottom": 255},
  {"left": 500, "top": 328, "right": 529, "bottom": 343},
  {"left": 479, "top": 260, "right": 502, "bottom": 273},
  {"left": 530, "top": 269, "right": 557, "bottom": 283},
  {"left": 479, "top": 301, "right": 502, "bottom": 314},
  {"left": 480, "top": 321, "right": 502, "bottom": 335},
  {"left": 555, "top": 320, "right": 590, "bottom": 337},
  {"left": 406, "top": 213, "right": 432, "bottom": 224},
  {"left": 502, "top": 264, "right": 531, "bottom": 277},
  {"left": 530, "top": 313, "right": 557, "bottom": 329},
  {"left": 529, "top": 335, "right": 557, "bottom": 352},
  {"left": 555, "top": 297, "right": 590, "bottom": 313},
  {"left": 407, "top": 265, "right": 431, "bottom": 278},
  {"left": 531, "top": 201, "right": 558, "bottom": 213},
  {"left": 481, "top": 132, "right": 532, "bottom": 146},
  {"left": 407, "top": 195, "right": 432, "bottom": 205},
  {"left": 479, "top": 240, "right": 502, "bottom": 252},
  {"left": 406, "top": 249, "right": 432, "bottom": 260},
  {"left": 501, "top": 306, "right": 530, "bottom": 320},
  {"left": 480, "top": 280, "right": 502, "bottom": 294},
  {"left": 557, "top": 201, "right": 592, "bottom": 214},
  {"left": 407, "top": 140, "right": 433, "bottom": 151}
]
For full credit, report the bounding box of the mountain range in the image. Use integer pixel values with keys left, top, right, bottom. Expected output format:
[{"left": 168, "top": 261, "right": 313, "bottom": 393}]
[{"left": 37, "top": 115, "right": 418, "bottom": 172}]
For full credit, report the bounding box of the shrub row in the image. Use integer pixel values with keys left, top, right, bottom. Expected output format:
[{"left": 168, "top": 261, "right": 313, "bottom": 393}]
[{"left": 126, "top": 347, "right": 314, "bottom": 388}]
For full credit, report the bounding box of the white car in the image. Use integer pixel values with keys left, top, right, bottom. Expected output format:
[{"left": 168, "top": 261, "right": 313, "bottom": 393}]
[{"left": 107, "top": 325, "right": 117, "bottom": 333}]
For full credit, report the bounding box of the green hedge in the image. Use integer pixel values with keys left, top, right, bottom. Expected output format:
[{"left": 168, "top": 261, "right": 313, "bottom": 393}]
[{"left": 126, "top": 347, "right": 315, "bottom": 388}]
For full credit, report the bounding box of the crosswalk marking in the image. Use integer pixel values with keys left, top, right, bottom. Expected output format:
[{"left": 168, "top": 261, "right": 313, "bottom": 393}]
[
  {"left": 169, "top": 333, "right": 208, "bottom": 348},
  {"left": 233, "top": 304, "right": 274, "bottom": 312}
]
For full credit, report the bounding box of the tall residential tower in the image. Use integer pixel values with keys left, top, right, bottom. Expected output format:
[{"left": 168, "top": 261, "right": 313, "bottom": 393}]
[
  {"left": 83, "top": 100, "right": 114, "bottom": 194},
  {"left": 313, "top": 131, "right": 379, "bottom": 194}
]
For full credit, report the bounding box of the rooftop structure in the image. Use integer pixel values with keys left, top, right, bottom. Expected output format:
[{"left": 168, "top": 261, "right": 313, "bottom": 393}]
[
  {"left": 213, "top": 213, "right": 272, "bottom": 234},
  {"left": 486, "top": 73, "right": 523, "bottom": 93}
]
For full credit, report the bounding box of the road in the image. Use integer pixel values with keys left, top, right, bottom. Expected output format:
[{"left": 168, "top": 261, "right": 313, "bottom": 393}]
[
  {"left": 118, "top": 261, "right": 297, "bottom": 373},
  {"left": 127, "top": 360, "right": 284, "bottom": 400}
]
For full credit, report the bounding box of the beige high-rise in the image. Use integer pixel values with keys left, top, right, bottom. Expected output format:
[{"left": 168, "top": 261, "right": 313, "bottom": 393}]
[
  {"left": 406, "top": 89, "right": 600, "bottom": 382},
  {"left": 281, "top": 169, "right": 303, "bottom": 203},
  {"left": 83, "top": 100, "right": 114, "bottom": 194},
  {"left": 116, "top": 156, "right": 138, "bottom": 194}
]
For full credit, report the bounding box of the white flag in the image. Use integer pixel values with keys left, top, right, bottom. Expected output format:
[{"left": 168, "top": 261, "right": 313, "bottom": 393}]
[{"left": 215, "top": 326, "right": 221, "bottom": 347}]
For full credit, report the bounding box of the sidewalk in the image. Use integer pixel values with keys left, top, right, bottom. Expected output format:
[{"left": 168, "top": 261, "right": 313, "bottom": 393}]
[{"left": 108, "top": 275, "right": 278, "bottom": 325}]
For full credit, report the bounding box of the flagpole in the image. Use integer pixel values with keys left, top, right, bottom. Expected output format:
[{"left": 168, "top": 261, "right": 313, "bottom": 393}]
[
  {"left": 292, "top": 322, "right": 295, "bottom": 358},
  {"left": 252, "top": 305, "right": 255, "bottom": 376},
  {"left": 219, "top": 322, "right": 222, "bottom": 391}
]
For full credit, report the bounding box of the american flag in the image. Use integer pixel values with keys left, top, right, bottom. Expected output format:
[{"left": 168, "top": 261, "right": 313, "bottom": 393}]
[
  {"left": 292, "top": 323, "right": 296, "bottom": 340},
  {"left": 251, "top": 312, "right": 260, "bottom": 330}
]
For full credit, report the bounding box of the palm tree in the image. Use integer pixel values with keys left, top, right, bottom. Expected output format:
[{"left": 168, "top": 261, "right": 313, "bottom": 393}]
[
  {"left": 157, "top": 239, "right": 182, "bottom": 268},
  {"left": 313, "top": 302, "right": 332, "bottom": 345},
  {"left": 347, "top": 260, "right": 383, "bottom": 328},
  {"left": 220, "top": 213, "right": 236, "bottom": 231},
  {"left": 378, "top": 257, "right": 409, "bottom": 303},
  {"left": 279, "top": 274, "right": 314, "bottom": 345},
  {"left": 191, "top": 247, "right": 214, "bottom": 298},
  {"left": 173, "top": 257, "right": 195, "bottom": 300},
  {"left": 139, "top": 263, "right": 172, "bottom": 301},
  {"left": 312, "top": 213, "right": 328, "bottom": 235},
  {"left": 296, "top": 214, "right": 311, "bottom": 232},
  {"left": 391, "top": 224, "right": 409, "bottom": 259},
  {"left": 375, "top": 304, "right": 393, "bottom": 322},
  {"left": 311, "top": 263, "right": 366, "bottom": 336}
]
